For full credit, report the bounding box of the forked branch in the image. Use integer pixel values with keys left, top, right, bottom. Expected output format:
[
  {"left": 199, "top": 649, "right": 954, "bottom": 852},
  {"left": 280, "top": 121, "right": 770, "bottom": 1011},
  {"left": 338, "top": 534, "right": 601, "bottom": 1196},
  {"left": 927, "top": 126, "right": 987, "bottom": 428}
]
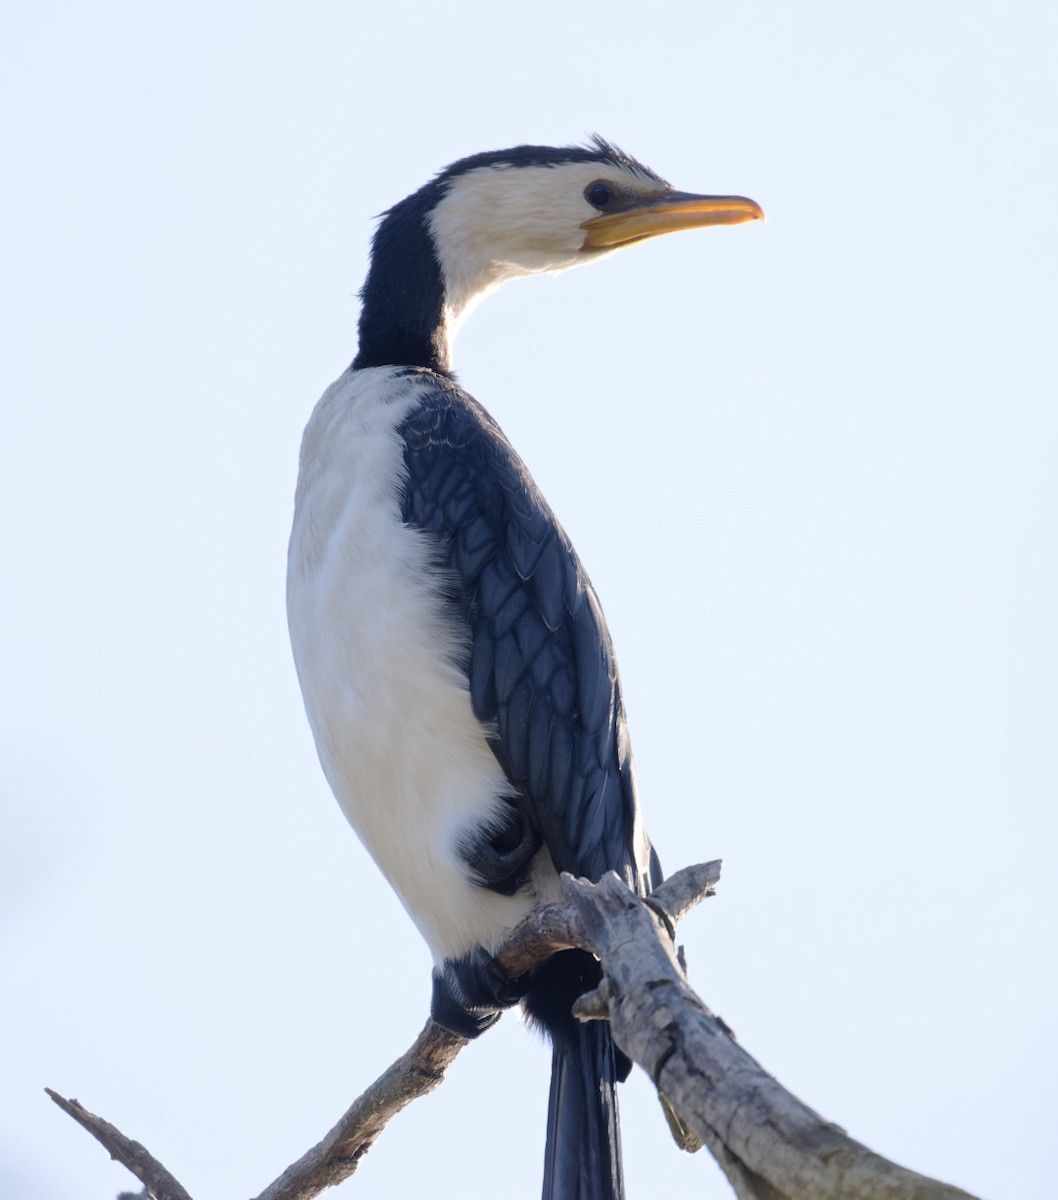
[{"left": 47, "top": 860, "right": 979, "bottom": 1200}]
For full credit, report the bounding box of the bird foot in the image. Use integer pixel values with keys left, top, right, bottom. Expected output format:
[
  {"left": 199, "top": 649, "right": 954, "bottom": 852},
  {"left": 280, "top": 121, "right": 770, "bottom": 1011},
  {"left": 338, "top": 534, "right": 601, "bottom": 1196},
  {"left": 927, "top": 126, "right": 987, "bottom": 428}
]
[
  {"left": 459, "top": 797, "right": 542, "bottom": 896},
  {"left": 431, "top": 948, "right": 528, "bottom": 1038}
]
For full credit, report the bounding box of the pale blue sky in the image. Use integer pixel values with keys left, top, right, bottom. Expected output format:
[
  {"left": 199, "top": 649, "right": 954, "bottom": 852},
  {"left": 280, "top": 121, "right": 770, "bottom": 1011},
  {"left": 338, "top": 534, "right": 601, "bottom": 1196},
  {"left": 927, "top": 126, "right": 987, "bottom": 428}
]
[{"left": 2, "top": 2, "right": 1055, "bottom": 1198}]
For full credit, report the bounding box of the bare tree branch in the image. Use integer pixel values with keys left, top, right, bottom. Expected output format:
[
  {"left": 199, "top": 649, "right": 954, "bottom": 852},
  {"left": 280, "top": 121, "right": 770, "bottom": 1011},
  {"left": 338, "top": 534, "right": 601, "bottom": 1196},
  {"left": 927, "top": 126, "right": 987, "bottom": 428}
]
[
  {"left": 558, "top": 870, "right": 980, "bottom": 1200},
  {"left": 253, "top": 1020, "right": 468, "bottom": 1200},
  {"left": 44, "top": 1089, "right": 193, "bottom": 1200},
  {"left": 47, "top": 859, "right": 980, "bottom": 1200}
]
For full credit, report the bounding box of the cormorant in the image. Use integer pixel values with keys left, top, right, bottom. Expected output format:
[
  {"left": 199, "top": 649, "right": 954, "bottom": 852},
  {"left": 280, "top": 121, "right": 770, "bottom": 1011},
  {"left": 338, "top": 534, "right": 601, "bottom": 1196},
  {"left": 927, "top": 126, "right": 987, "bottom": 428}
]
[{"left": 287, "top": 136, "right": 762, "bottom": 1199}]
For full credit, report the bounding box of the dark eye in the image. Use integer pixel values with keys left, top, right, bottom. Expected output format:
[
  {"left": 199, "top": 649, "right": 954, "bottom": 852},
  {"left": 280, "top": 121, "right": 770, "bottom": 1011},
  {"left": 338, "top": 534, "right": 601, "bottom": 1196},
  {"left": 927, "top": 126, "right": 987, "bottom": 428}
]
[{"left": 585, "top": 182, "right": 614, "bottom": 209}]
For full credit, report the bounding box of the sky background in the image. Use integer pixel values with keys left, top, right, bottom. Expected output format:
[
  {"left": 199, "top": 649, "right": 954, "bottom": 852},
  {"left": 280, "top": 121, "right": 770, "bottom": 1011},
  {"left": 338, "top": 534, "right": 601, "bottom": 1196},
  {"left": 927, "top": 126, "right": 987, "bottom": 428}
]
[{"left": 2, "top": 2, "right": 1055, "bottom": 1198}]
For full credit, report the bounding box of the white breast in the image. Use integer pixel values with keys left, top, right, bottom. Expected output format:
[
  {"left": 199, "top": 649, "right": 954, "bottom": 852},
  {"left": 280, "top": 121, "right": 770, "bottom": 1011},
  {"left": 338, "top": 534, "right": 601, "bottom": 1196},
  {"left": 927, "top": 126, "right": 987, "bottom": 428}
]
[{"left": 286, "top": 367, "right": 551, "bottom": 962}]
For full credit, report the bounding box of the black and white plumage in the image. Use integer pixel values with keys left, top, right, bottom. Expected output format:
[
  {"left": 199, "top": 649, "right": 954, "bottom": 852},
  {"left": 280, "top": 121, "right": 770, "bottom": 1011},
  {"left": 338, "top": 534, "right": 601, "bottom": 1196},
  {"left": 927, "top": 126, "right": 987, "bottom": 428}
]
[{"left": 287, "top": 137, "right": 762, "bottom": 1199}]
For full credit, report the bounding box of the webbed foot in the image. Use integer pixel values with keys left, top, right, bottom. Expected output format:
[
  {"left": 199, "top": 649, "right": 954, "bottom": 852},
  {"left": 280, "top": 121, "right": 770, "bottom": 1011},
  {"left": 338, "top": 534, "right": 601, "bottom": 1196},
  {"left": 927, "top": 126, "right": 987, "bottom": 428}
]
[
  {"left": 431, "top": 947, "right": 529, "bottom": 1038},
  {"left": 459, "top": 797, "right": 541, "bottom": 896}
]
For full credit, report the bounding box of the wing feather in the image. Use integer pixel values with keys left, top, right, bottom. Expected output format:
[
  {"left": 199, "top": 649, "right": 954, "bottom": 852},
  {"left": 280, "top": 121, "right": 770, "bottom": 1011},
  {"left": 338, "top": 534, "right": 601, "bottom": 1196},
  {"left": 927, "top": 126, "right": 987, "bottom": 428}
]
[{"left": 398, "top": 373, "right": 656, "bottom": 888}]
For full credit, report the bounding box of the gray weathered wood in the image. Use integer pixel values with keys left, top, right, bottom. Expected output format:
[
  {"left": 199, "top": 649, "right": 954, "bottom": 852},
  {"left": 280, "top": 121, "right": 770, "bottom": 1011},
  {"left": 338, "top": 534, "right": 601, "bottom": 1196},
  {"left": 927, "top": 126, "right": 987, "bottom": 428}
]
[
  {"left": 47, "top": 861, "right": 980, "bottom": 1200},
  {"left": 253, "top": 1020, "right": 468, "bottom": 1200},
  {"left": 44, "top": 1089, "right": 194, "bottom": 1200},
  {"left": 561, "top": 870, "right": 979, "bottom": 1200}
]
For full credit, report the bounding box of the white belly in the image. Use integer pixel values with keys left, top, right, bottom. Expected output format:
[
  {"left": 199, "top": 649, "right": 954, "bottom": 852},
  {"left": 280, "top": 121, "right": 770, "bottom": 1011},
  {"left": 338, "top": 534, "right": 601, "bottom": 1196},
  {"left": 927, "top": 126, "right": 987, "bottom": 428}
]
[{"left": 286, "top": 368, "right": 552, "bottom": 962}]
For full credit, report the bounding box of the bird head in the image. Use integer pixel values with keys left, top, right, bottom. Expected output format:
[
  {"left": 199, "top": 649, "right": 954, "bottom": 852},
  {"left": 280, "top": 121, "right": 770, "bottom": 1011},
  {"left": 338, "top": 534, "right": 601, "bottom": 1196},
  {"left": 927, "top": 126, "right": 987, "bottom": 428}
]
[
  {"left": 355, "top": 136, "right": 763, "bottom": 373},
  {"left": 425, "top": 135, "right": 764, "bottom": 323}
]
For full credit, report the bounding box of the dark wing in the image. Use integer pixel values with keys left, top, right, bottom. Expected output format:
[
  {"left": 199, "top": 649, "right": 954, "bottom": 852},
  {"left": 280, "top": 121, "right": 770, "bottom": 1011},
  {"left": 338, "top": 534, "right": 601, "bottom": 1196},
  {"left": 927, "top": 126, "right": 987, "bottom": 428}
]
[{"left": 398, "top": 372, "right": 658, "bottom": 891}]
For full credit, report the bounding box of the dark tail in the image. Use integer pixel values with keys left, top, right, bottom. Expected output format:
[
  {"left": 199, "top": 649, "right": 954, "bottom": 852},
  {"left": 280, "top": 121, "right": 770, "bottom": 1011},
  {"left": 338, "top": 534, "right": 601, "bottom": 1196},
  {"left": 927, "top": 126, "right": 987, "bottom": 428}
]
[
  {"left": 524, "top": 943, "right": 628, "bottom": 1200},
  {"left": 543, "top": 1020, "right": 623, "bottom": 1200}
]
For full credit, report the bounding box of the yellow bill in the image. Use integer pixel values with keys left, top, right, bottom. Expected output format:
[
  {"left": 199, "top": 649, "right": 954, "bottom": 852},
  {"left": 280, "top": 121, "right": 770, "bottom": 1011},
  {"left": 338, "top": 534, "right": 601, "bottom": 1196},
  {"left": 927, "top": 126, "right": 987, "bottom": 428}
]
[{"left": 581, "top": 192, "right": 765, "bottom": 251}]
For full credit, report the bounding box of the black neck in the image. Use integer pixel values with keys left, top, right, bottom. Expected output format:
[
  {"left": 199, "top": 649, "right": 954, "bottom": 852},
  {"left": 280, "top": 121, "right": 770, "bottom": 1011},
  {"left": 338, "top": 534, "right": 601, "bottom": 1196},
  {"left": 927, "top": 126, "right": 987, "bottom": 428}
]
[{"left": 352, "top": 191, "right": 451, "bottom": 374}]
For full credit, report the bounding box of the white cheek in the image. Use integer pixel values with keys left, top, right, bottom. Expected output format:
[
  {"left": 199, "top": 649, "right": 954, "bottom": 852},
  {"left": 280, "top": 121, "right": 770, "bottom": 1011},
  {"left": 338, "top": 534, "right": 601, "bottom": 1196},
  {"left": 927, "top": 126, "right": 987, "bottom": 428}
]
[{"left": 428, "top": 163, "right": 619, "bottom": 318}]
